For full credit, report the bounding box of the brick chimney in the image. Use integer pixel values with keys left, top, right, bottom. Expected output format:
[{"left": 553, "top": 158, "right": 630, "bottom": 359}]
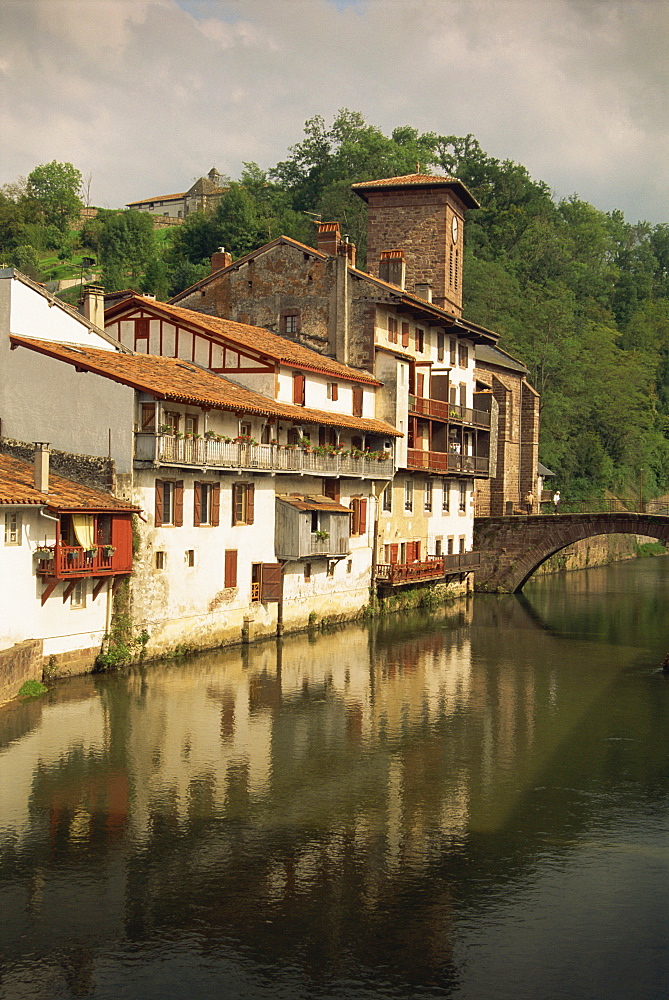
[
  {"left": 34, "top": 443, "right": 50, "bottom": 494},
  {"left": 81, "top": 284, "right": 105, "bottom": 329},
  {"left": 211, "top": 247, "right": 233, "bottom": 273},
  {"left": 317, "top": 222, "right": 341, "bottom": 256},
  {"left": 338, "top": 238, "right": 356, "bottom": 269},
  {"left": 379, "top": 250, "right": 406, "bottom": 289}
]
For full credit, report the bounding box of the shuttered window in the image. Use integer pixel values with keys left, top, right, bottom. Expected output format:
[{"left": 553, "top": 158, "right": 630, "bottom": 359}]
[
  {"left": 260, "top": 563, "right": 282, "bottom": 602},
  {"left": 232, "top": 483, "right": 255, "bottom": 525},
  {"left": 401, "top": 322, "right": 410, "bottom": 347},
  {"left": 293, "top": 372, "right": 306, "bottom": 405},
  {"left": 194, "top": 482, "right": 220, "bottom": 526},
  {"left": 224, "top": 549, "right": 237, "bottom": 588},
  {"left": 155, "top": 479, "right": 183, "bottom": 526},
  {"left": 350, "top": 497, "right": 367, "bottom": 536},
  {"left": 323, "top": 478, "right": 340, "bottom": 503},
  {"left": 352, "top": 386, "right": 363, "bottom": 417}
]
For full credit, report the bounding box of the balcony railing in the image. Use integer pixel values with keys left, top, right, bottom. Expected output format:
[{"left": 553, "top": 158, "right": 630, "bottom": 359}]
[
  {"left": 376, "top": 551, "right": 481, "bottom": 586},
  {"left": 408, "top": 396, "right": 491, "bottom": 428},
  {"left": 407, "top": 449, "right": 489, "bottom": 476},
  {"left": 35, "top": 545, "right": 132, "bottom": 579},
  {"left": 136, "top": 434, "right": 394, "bottom": 479}
]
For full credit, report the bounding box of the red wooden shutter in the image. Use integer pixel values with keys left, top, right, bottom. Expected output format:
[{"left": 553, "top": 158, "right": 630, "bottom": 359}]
[
  {"left": 174, "top": 481, "right": 184, "bottom": 526},
  {"left": 261, "top": 563, "right": 282, "bottom": 602},
  {"left": 401, "top": 322, "right": 410, "bottom": 347},
  {"left": 390, "top": 543, "right": 399, "bottom": 564},
  {"left": 359, "top": 498, "right": 367, "bottom": 534},
  {"left": 408, "top": 363, "right": 416, "bottom": 395},
  {"left": 350, "top": 498, "right": 360, "bottom": 536},
  {"left": 211, "top": 484, "right": 220, "bottom": 526},
  {"left": 293, "top": 373, "right": 305, "bottom": 405},
  {"left": 154, "top": 480, "right": 163, "bottom": 527},
  {"left": 323, "top": 478, "right": 340, "bottom": 503},
  {"left": 352, "top": 386, "right": 363, "bottom": 417},
  {"left": 224, "top": 549, "right": 237, "bottom": 588},
  {"left": 193, "top": 482, "right": 202, "bottom": 526},
  {"left": 416, "top": 373, "right": 424, "bottom": 398},
  {"left": 331, "top": 383, "right": 338, "bottom": 401},
  {"left": 246, "top": 484, "right": 255, "bottom": 524}
]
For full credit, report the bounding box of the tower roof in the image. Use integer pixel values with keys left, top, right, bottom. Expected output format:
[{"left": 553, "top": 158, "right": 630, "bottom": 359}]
[{"left": 351, "top": 173, "right": 479, "bottom": 209}]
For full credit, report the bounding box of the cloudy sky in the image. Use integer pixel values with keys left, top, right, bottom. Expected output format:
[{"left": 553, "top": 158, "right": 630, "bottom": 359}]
[{"left": 2, "top": 0, "right": 668, "bottom": 223}]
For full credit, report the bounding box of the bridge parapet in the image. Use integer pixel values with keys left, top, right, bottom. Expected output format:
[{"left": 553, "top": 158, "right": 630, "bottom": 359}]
[{"left": 473, "top": 512, "right": 669, "bottom": 592}]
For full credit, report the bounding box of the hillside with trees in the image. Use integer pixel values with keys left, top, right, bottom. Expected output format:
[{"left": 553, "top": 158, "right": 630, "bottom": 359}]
[{"left": 3, "top": 113, "right": 669, "bottom": 499}]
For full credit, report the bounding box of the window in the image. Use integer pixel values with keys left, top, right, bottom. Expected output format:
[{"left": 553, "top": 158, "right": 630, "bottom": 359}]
[
  {"left": 224, "top": 549, "right": 238, "bottom": 588},
  {"left": 458, "top": 343, "right": 469, "bottom": 368},
  {"left": 251, "top": 562, "right": 282, "bottom": 602},
  {"left": 327, "top": 383, "right": 339, "bottom": 401},
  {"left": 350, "top": 497, "right": 368, "bottom": 536},
  {"left": 352, "top": 386, "right": 363, "bottom": 417},
  {"left": 424, "top": 480, "right": 433, "bottom": 512},
  {"left": 232, "top": 482, "right": 255, "bottom": 525},
  {"left": 442, "top": 479, "right": 450, "bottom": 512},
  {"left": 155, "top": 480, "right": 183, "bottom": 527},
  {"left": 281, "top": 311, "right": 300, "bottom": 335},
  {"left": 447, "top": 537, "right": 454, "bottom": 555},
  {"left": 70, "top": 579, "right": 86, "bottom": 608},
  {"left": 347, "top": 559, "right": 352, "bottom": 574},
  {"left": 450, "top": 339, "right": 457, "bottom": 365},
  {"left": 304, "top": 562, "right": 312, "bottom": 582},
  {"left": 437, "top": 332, "right": 445, "bottom": 362},
  {"left": 404, "top": 479, "right": 414, "bottom": 512},
  {"left": 401, "top": 322, "right": 410, "bottom": 348},
  {"left": 415, "top": 328, "right": 424, "bottom": 353},
  {"left": 194, "top": 482, "right": 220, "bottom": 526},
  {"left": 382, "top": 484, "right": 392, "bottom": 512},
  {"left": 185, "top": 414, "right": 198, "bottom": 436},
  {"left": 327, "top": 560, "right": 335, "bottom": 578},
  {"left": 293, "top": 372, "right": 306, "bottom": 405},
  {"left": 185, "top": 549, "right": 195, "bottom": 567},
  {"left": 239, "top": 421, "right": 252, "bottom": 439},
  {"left": 435, "top": 538, "right": 443, "bottom": 557},
  {"left": 163, "top": 411, "right": 180, "bottom": 434},
  {"left": 4, "top": 511, "right": 21, "bottom": 545},
  {"left": 323, "top": 478, "right": 340, "bottom": 503},
  {"left": 388, "top": 316, "right": 398, "bottom": 344},
  {"left": 155, "top": 551, "right": 166, "bottom": 569},
  {"left": 459, "top": 535, "right": 466, "bottom": 553},
  {"left": 459, "top": 482, "right": 467, "bottom": 512}
]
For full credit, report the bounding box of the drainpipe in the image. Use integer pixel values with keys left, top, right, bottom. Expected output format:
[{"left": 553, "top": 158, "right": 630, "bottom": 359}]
[
  {"left": 277, "top": 561, "right": 286, "bottom": 636},
  {"left": 104, "top": 579, "right": 113, "bottom": 644}
]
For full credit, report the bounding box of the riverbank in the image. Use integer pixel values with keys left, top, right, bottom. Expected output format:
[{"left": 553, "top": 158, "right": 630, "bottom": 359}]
[{"left": 536, "top": 533, "right": 665, "bottom": 575}]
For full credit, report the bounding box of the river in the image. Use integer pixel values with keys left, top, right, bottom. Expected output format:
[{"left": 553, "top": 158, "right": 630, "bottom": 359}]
[{"left": 1, "top": 557, "right": 669, "bottom": 999}]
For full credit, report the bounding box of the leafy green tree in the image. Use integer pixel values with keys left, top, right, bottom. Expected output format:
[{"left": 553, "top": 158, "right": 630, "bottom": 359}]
[
  {"left": 12, "top": 244, "right": 41, "bottom": 280},
  {"left": 26, "top": 161, "right": 82, "bottom": 233},
  {"left": 99, "top": 210, "right": 158, "bottom": 292}
]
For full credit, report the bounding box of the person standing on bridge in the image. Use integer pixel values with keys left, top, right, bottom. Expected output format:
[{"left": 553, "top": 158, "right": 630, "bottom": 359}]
[
  {"left": 553, "top": 490, "right": 561, "bottom": 513},
  {"left": 524, "top": 490, "right": 535, "bottom": 514}
]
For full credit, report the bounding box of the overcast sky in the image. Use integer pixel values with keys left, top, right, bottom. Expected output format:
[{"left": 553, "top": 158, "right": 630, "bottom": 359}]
[{"left": 2, "top": 0, "right": 668, "bottom": 224}]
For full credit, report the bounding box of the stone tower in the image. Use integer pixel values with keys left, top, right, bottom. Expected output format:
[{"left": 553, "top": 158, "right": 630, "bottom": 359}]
[{"left": 351, "top": 174, "right": 478, "bottom": 317}]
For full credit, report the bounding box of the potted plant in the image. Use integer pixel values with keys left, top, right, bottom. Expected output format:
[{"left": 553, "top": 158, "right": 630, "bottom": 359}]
[
  {"left": 85, "top": 546, "right": 97, "bottom": 559},
  {"left": 314, "top": 529, "right": 330, "bottom": 541},
  {"left": 102, "top": 544, "right": 116, "bottom": 557},
  {"left": 34, "top": 546, "right": 52, "bottom": 560}
]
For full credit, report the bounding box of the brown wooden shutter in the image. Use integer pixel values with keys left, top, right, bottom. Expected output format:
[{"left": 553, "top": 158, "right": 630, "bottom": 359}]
[
  {"left": 415, "top": 540, "right": 421, "bottom": 561},
  {"left": 232, "top": 483, "right": 241, "bottom": 525},
  {"left": 390, "top": 543, "right": 399, "bottom": 564},
  {"left": 331, "top": 383, "right": 338, "bottom": 401},
  {"left": 260, "top": 563, "right": 282, "bottom": 602},
  {"left": 417, "top": 373, "right": 424, "bottom": 398},
  {"left": 352, "top": 386, "right": 363, "bottom": 417},
  {"left": 323, "top": 478, "right": 340, "bottom": 503},
  {"left": 246, "top": 484, "right": 255, "bottom": 524},
  {"left": 193, "top": 482, "right": 202, "bottom": 527},
  {"left": 211, "top": 484, "right": 220, "bottom": 526},
  {"left": 155, "top": 480, "right": 164, "bottom": 527},
  {"left": 408, "top": 363, "right": 416, "bottom": 395},
  {"left": 224, "top": 549, "right": 237, "bottom": 588},
  {"left": 141, "top": 403, "right": 156, "bottom": 431},
  {"left": 401, "top": 322, "right": 409, "bottom": 347},
  {"left": 174, "top": 481, "right": 184, "bottom": 526},
  {"left": 350, "top": 498, "right": 360, "bottom": 536},
  {"left": 359, "top": 498, "right": 367, "bottom": 534},
  {"left": 293, "top": 373, "right": 305, "bottom": 405}
]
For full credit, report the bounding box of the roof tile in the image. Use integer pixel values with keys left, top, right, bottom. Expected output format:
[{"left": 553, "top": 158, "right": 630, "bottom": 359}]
[{"left": 0, "top": 452, "right": 139, "bottom": 511}]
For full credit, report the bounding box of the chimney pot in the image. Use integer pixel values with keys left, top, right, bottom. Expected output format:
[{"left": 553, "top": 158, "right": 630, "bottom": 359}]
[
  {"left": 34, "top": 442, "right": 50, "bottom": 494},
  {"left": 317, "top": 222, "right": 341, "bottom": 257},
  {"left": 81, "top": 284, "right": 105, "bottom": 330},
  {"left": 415, "top": 282, "right": 433, "bottom": 303},
  {"left": 211, "top": 248, "right": 233, "bottom": 273}
]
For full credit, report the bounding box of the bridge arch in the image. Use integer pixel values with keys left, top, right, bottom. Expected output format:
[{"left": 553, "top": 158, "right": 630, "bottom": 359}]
[{"left": 473, "top": 513, "right": 669, "bottom": 593}]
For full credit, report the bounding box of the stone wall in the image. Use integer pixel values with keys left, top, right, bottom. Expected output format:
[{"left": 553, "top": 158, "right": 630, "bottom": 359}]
[
  {"left": 0, "top": 438, "right": 116, "bottom": 492},
  {"left": 536, "top": 533, "right": 657, "bottom": 575},
  {"left": 0, "top": 639, "right": 43, "bottom": 706}
]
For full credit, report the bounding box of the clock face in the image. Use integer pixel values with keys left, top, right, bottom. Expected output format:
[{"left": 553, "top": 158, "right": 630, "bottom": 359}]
[{"left": 451, "top": 215, "right": 459, "bottom": 244}]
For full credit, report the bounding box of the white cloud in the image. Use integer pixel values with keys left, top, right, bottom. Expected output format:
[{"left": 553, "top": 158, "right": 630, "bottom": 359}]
[{"left": 1, "top": 0, "right": 667, "bottom": 222}]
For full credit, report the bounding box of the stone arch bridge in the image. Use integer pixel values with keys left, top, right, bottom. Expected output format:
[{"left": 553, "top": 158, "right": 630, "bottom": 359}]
[{"left": 473, "top": 512, "right": 669, "bottom": 593}]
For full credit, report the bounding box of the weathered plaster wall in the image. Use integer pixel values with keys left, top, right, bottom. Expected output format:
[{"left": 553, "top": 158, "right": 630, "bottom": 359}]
[{"left": 0, "top": 639, "right": 42, "bottom": 706}]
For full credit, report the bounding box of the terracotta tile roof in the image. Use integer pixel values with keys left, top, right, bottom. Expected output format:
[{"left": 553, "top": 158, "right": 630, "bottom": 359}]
[
  {"left": 11, "top": 337, "right": 402, "bottom": 438},
  {"left": 126, "top": 192, "right": 185, "bottom": 206},
  {"left": 277, "top": 494, "right": 352, "bottom": 513},
  {"left": 0, "top": 452, "right": 139, "bottom": 511},
  {"left": 105, "top": 295, "right": 380, "bottom": 385},
  {"left": 351, "top": 173, "right": 479, "bottom": 209}
]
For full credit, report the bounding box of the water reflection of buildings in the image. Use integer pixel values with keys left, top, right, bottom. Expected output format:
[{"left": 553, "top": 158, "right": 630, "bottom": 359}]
[{"left": 0, "top": 596, "right": 636, "bottom": 994}]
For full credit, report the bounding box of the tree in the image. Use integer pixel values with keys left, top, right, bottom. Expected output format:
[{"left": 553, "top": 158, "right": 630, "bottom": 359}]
[
  {"left": 98, "top": 210, "right": 158, "bottom": 292},
  {"left": 26, "top": 161, "right": 82, "bottom": 233}
]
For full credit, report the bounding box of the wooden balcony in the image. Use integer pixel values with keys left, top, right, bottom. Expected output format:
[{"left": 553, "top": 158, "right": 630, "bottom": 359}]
[
  {"left": 136, "top": 434, "right": 394, "bottom": 480},
  {"left": 376, "top": 551, "right": 481, "bottom": 586},
  {"left": 407, "top": 449, "right": 489, "bottom": 476},
  {"left": 36, "top": 544, "right": 133, "bottom": 580},
  {"left": 409, "top": 396, "right": 491, "bottom": 428}
]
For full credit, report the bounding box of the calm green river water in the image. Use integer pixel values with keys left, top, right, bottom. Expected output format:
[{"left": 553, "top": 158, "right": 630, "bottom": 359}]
[{"left": 2, "top": 557, "right": 669, "bottom": 999}]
